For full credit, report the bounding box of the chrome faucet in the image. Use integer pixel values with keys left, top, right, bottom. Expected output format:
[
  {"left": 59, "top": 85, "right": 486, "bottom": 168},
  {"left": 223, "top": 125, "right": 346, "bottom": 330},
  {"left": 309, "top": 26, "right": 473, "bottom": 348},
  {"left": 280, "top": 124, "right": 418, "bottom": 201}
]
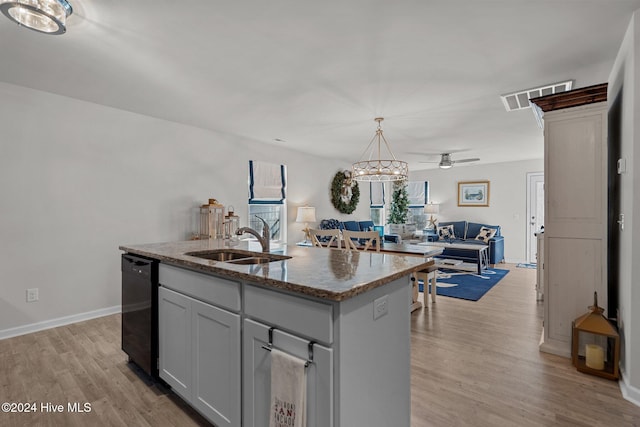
[{"left": 235, "top": 215, "right": 270, "bottom": 253}]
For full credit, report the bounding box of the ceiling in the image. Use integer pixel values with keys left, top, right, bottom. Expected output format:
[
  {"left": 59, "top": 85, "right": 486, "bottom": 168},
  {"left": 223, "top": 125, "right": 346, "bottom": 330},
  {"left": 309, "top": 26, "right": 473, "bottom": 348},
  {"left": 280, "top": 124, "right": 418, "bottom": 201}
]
[{"left": 1, "top": 0, "right": 639, "bottom": 171}]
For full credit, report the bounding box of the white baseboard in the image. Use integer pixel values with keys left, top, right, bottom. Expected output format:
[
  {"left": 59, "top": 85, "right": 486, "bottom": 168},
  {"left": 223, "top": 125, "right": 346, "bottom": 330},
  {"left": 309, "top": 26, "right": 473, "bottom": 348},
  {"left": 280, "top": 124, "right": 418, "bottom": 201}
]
[
  {"left": 620, "top": 367, "right": 640, "bottom": 407},
  {"left": 0, "top": 306, "right": 121, "bottom": 340},
  {"left": 539, "top": 340, "right": 571, "bottom": 358}
]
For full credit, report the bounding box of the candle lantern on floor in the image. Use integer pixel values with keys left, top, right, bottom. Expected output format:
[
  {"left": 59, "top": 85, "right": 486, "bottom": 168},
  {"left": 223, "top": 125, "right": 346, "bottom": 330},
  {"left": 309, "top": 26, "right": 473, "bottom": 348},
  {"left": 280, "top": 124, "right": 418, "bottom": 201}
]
[{"left": 571, "top": 292, "right": 620, "bottom": 380}]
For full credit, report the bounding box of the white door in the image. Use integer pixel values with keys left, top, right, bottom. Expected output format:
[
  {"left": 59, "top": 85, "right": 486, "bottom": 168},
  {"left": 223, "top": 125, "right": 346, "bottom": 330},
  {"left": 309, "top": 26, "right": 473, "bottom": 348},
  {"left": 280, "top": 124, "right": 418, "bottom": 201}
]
[{"left": 526, "top": 172, "right": 544, "bottom": 264}]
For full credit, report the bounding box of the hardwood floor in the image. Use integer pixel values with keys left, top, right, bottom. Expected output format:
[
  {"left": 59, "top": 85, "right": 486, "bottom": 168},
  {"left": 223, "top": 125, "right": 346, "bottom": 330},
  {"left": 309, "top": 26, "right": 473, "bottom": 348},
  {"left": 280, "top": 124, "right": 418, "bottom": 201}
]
[
  {"left": 0, "top": 313, "right": 210, "bottom": 427},
  {"left": 411, "top": 264, "right": 640, "bottom": 426},
  {"left": 0, "top": 264, "right": 638, "bottom": 426}
]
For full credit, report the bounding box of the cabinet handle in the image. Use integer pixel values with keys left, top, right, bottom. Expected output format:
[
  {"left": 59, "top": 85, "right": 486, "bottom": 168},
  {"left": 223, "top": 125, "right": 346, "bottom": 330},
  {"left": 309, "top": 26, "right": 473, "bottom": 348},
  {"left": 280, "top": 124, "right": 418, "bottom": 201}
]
[
  {"left": 260, "top": 326, "right": 315, "bottom": 368},
  {"left": 307, "top": 340, "right": 315, "bottom": 365}
]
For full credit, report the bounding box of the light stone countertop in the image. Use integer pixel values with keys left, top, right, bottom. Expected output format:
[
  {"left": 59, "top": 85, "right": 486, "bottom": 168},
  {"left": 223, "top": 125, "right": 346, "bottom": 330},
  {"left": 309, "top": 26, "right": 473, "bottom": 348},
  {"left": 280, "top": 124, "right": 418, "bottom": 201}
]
[{"left": 119, "top": 239, "right": 433, "bottom": 302}]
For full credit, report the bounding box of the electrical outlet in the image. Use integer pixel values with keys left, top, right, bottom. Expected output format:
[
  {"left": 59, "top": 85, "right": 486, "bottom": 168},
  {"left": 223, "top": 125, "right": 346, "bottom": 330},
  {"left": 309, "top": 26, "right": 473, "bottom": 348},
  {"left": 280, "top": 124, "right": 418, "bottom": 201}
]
[
  {"left": 26, "top": 288, "right": 38, "bottom": 303},
  {"left": 373, "top": 295, "right": 388, "bottom": 320}
]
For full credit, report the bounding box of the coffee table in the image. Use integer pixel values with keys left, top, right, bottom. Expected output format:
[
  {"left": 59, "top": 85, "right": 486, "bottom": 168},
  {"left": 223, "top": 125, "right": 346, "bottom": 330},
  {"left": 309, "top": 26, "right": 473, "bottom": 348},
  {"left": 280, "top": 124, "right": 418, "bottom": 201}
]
[{"left": 428, "top": 241, "right": 490, "bottom": 274}]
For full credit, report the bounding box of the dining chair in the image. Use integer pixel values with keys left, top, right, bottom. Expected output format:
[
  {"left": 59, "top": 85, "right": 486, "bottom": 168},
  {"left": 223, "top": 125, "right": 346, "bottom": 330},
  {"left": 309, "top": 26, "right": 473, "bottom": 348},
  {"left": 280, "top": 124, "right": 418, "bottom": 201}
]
[
  {"left": 309, "top": 228, "right": 342, "bottom": 249},
  {"left": 342, "top": 230, "right": 381, "bottom": 252}
]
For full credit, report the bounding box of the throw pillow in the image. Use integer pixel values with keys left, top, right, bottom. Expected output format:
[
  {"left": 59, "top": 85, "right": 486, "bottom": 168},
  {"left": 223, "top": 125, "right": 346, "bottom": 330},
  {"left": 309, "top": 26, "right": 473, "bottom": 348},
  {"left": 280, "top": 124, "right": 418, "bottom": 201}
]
[
  {"left": 437, "top": 224, "right": 455, "bottom": 240},
  {"left": 475, "top": 226, "right": 497, "bottom": 243}
]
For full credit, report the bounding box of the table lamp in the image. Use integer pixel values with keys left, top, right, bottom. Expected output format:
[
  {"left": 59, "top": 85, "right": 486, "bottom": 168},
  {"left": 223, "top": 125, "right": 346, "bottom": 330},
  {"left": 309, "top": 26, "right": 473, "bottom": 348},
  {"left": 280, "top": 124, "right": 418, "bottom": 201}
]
[
  {"left": 296, "top": 206, "right": 316, "bottom": 242},
  {"left": 424, "top": 203, "right": 439, "bottom": 229}
]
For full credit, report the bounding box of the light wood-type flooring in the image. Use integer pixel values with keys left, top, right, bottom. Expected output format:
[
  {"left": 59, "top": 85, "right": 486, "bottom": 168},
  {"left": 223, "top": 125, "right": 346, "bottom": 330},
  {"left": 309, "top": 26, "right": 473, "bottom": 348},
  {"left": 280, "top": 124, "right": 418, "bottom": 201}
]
[
  {"left": 1, "top": 264, "right": 639, "bottom": 426},
  {"left": 411, "top": 264, "right": 639, "bottom": 426}
]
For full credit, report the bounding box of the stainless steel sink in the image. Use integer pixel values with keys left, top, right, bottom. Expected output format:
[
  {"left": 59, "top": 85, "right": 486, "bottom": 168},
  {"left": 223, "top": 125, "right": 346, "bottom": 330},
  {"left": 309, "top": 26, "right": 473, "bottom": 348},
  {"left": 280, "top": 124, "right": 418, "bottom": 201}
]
[
  {"left": 227, "top": 257, "right": 276, "bottom": 265},
  {"left": 185, "top": 249, "right": 255, "bottom": 261},
  {"left": 185, "top": 249, "right": 291, "bottom": 264}
]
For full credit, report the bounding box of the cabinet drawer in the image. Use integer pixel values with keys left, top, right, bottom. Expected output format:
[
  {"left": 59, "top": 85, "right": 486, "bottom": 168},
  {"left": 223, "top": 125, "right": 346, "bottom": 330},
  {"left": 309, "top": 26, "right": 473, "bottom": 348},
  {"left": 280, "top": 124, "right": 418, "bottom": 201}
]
[
  {"left": 244, "top": 284, "right": 333, "bottom": 344},
  {"left": 159, "top": 264, "right": 240, "bottom": 312}
]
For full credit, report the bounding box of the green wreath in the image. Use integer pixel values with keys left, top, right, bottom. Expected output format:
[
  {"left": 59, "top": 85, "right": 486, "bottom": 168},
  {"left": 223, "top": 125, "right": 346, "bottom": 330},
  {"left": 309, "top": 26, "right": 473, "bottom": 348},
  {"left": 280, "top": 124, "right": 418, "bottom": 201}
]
[{"left": 331, "top": 170, "right": 360, "bottom": 214}]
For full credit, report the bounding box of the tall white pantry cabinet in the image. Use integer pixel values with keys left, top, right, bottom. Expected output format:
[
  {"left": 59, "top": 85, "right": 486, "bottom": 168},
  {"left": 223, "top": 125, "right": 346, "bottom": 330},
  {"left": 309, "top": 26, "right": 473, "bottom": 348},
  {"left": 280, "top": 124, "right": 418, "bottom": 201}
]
[{"left": 531, "top": 83, "right": 608, "bottom": 358}]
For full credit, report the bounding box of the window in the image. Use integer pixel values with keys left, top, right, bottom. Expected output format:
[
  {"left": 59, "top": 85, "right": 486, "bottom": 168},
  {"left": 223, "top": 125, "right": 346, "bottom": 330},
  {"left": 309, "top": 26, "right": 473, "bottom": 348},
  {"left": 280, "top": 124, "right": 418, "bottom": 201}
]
[
  {"left": 370, "top": 207, "right": 385, "bottom": 226},
  {"left": 408, "top": 207, "right": 427, "bottom": 230},
  {"left": 247, "top": 204, "right": 286, "bottom": 242},
  {"left": 407, "top": 181, "right": 429, "bottom": 230},
  {"left": 370, "top": 182, "right": 385, "bottom": 226},
  {"left": 407, "top": 181, "right": 428, "bottom": 207},
  {"left": 247, "top": 161, "right": 287, "bottom": 244}
]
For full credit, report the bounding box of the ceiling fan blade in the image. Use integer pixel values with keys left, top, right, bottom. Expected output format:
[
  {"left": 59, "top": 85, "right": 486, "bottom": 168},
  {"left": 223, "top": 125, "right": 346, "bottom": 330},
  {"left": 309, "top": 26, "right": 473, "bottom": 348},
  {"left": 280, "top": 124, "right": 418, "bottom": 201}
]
[
  {"left": 406, "top": 151, "right": 443, "bottom": 157},
  {"left": 454, "top": 158, "right": 480, "bottom": 164}
]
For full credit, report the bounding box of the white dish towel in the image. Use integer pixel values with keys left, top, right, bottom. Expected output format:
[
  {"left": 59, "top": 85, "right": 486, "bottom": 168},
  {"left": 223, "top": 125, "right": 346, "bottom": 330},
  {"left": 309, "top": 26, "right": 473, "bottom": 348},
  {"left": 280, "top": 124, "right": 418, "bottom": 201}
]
[{"left": 269, "top": 348, "right": 307, "bottom": 427}]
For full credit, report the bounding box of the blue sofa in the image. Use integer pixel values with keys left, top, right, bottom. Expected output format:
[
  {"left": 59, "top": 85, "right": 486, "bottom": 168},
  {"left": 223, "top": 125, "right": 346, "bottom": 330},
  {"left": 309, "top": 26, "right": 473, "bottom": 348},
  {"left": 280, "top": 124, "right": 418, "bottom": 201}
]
[
  {"left": 433, "top": 220, "right": 504, "bottom": 265},
  {"left": 319, "top": 219, "right": 377, "bottom": 233},
  {"left": 318, "top": 219, "right": 381, "bottom": 244}
]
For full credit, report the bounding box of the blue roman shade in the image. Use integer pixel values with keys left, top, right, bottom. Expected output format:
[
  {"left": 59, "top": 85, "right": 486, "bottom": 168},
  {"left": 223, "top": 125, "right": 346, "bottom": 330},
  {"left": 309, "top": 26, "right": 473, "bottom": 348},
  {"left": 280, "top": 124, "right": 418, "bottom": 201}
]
[
  {"left": 248, "top": 160, "right": 286, "bottom": 204},
  {"left": 370, "top": 182, "right": 385, "bottom": 208},
  {"left": 407, "top": 181, "right": 429, "bottom": 208}
]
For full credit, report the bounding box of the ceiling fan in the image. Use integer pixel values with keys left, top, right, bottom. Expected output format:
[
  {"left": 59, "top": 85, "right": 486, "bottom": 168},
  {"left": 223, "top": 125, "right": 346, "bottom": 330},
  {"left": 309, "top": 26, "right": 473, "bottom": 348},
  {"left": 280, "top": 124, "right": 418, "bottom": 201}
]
[{"left": 420, "top": 153, "right": 480, "bottom": 169}]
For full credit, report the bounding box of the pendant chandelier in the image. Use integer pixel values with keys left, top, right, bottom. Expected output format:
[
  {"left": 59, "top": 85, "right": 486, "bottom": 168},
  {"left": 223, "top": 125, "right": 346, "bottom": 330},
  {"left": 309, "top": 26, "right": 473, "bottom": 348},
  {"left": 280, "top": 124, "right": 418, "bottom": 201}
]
[
  {"left": 0, "top": 0, "right": 72, "bottom": 35},
  {"left": 352, "top": 117, "right": 409, "bottom": 182}
]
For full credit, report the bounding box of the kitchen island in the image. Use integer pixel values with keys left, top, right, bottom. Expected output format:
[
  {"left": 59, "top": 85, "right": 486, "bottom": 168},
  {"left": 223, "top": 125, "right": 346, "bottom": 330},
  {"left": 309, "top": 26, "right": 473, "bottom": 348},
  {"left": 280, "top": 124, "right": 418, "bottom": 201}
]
[{"left": 120, "top": 239, "right": 431, "bottom": 427}]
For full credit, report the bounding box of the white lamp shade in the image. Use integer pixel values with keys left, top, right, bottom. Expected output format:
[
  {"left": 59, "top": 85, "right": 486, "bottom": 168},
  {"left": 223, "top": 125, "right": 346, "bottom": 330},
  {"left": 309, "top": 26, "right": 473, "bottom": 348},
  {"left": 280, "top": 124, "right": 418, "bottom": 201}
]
[
  {"left": 296, "top": 206, "right": 316, "bottom": 223},
  {"left": 424, "top": 203, "right": 440, "bottom": 214}
]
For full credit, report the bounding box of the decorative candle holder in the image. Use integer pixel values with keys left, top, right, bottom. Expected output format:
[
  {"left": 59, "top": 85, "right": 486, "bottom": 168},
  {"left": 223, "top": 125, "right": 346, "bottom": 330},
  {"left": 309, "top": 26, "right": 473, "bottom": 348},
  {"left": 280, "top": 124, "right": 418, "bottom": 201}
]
[
  {"left": 571, "top": 292, "right": 620, "bottom": 380},
  {"left": 224, "top": 206, "right": 240, "bottom": 240},
  {"left": 199, "top": 202, "right": 224, "bottom": 239}
]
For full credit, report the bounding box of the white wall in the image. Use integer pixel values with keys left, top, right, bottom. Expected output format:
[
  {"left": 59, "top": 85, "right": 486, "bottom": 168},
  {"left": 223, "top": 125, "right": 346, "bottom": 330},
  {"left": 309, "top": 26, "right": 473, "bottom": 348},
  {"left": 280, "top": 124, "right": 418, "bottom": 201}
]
[
  {"left": 0, "top": 82, "right": 368, "bottom": 335},
  {"left": 410, "top": 158, "right": 544, "bottom": 264},
  {"left": 0, "top": 80, "right": 545, "bottom": 337},
  {"left": 608, "top": 11, "right": 640, "bottom": 403}
]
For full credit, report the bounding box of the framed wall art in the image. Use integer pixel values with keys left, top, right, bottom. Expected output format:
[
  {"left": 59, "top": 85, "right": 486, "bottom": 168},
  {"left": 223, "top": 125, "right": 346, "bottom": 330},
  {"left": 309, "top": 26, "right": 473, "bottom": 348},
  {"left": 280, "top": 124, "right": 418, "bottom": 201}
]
[{"left": 458, "top": 181, "right": 490, "bottom": 207}]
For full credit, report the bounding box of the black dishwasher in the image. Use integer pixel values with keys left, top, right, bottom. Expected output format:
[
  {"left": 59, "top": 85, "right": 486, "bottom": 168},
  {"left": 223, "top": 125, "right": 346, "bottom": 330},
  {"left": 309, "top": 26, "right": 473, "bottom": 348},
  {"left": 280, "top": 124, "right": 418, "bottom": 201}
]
[{"left": 121, "top": 253, "right": 159, "bottom": 379}]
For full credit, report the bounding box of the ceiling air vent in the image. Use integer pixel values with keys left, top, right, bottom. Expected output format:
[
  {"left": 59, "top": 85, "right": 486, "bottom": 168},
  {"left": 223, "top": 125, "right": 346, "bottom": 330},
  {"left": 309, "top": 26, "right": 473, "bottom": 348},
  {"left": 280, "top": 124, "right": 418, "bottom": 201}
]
[{"left": 501, "top": 81, "right": 573, "bottom": 112}]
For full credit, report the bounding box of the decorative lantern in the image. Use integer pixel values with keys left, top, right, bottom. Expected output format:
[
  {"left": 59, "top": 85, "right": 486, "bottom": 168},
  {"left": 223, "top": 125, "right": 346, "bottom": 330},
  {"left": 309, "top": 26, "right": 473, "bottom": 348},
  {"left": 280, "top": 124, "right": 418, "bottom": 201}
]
[
  {"left": 571, "top": 292, "right": 620, "bottom": 380},
  {"left": 224, "top": 206, "right": 240, "bottom": 239},
  {"left": 199, "top": 199, "right": 224, "bottom": 239}
]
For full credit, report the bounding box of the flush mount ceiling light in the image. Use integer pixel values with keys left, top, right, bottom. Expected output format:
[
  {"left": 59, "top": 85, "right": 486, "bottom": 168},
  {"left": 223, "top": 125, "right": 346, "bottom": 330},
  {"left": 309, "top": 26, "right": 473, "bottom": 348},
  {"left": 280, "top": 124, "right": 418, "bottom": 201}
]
[
  {"left": 351, "top": 117, "right": 408, "bottom": 182},
  {"left": 420, "top": 153, "right": 480, "bottom": 169},
  {"left": 0, "top": 0, "right": 72, "bottom": 35},
  {"left": 439, "top": 155, "right": 453, "bottom": 169},
  {"left": 438, "top": 153, "right": 480, "bottom": 169}
]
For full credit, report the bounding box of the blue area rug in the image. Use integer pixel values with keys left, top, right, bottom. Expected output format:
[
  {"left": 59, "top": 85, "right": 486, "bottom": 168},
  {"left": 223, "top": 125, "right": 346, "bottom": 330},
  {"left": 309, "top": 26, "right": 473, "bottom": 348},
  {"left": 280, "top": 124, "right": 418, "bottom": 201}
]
[
  {"left": 418, "top": 268, "right": 509, "bottom": 301},
  {"left": 516, "top": 263, "right": 537, "bottom": 269}
]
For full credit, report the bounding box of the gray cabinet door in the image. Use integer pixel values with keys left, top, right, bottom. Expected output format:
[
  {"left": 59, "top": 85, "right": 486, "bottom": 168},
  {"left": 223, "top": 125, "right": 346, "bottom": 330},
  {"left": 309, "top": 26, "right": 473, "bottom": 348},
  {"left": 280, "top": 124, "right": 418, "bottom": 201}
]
[
  {"left": 158, "top": 286, "right": 191, "bottom": 399},
  {"left": 192, "top": 299, "right": 241, "bottom": 427},
  {"left": 243, "top": 318, "right": 333, "bottom": 427}
]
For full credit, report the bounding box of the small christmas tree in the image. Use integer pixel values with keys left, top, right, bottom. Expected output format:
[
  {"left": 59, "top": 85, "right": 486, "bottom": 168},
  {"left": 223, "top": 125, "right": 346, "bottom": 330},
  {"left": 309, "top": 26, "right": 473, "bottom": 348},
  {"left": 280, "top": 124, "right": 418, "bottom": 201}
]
[{"left": 388, "top": 180, "right": 409, "bottom": 224}]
